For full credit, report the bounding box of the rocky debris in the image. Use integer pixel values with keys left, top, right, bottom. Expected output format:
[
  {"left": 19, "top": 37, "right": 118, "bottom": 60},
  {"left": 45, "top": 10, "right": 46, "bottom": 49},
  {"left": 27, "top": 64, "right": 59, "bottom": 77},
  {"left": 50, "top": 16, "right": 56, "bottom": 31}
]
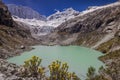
[
  {"left": 0, "top": 59, "right": 19, "bottom": 79},
  {"left": 0, "top": 73, "right": 6, "bottom": 80},
  {"left": 0, "top": 59, "right": 40, "bottom": 80},
  {"left": 105, "top": 58, "right": 120, "bottom": 80}
]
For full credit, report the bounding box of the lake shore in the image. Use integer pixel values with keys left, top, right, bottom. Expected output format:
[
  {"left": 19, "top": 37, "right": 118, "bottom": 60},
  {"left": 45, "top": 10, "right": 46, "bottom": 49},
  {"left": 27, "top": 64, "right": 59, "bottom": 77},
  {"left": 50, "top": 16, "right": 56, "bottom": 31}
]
[
  {"left": 0, "top": 44, "right": 105, "bottom": 80},
  {"left": 8, "top": 45, "right": 104, "bottom": 79}
]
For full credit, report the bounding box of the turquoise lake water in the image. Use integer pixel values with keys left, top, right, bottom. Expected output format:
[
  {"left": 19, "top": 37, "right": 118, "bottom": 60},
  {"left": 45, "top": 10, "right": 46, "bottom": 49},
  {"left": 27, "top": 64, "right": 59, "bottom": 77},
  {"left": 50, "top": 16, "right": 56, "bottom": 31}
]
[{"left": 8, "top": 46, "right": 104, "bottom": 79}]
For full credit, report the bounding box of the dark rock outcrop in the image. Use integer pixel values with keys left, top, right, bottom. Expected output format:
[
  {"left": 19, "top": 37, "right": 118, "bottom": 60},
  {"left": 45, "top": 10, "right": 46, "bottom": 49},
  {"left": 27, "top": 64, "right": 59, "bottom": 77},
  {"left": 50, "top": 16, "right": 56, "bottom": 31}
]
[{"left": 0, "top": 2, "right": 13, "bottom": 27}]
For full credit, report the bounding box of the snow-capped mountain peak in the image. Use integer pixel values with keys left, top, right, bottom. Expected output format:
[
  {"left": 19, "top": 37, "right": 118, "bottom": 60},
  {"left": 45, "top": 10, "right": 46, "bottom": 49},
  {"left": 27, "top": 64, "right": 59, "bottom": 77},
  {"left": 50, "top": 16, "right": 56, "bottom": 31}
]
[
  {"left": 47, "top": 7, "right": 80, "bottom": 21},
  {"left": 45, "top": 8, "right": 80, "bottom": 27},
  {"left": 7, "top": 5, "right": 80, "bottom": 37}
]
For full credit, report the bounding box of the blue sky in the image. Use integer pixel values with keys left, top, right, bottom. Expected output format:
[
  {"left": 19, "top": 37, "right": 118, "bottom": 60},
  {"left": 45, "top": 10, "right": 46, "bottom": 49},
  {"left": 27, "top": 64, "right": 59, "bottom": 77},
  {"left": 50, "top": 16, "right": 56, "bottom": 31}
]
[{"left": 3, "top": 0, "right": 117, "bottom": 16}]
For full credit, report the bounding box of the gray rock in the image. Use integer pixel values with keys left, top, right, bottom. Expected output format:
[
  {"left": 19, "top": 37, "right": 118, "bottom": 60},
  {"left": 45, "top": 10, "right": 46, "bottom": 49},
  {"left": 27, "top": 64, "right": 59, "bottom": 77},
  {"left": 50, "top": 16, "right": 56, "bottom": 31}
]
[{"left": 0, "top": 73, "right": 6, "bottom": 80}]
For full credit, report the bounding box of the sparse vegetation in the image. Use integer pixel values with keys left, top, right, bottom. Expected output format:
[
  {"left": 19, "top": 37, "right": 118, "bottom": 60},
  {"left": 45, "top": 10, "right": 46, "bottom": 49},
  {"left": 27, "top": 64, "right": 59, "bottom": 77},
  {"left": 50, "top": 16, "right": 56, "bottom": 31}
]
[
  {"left": 97, "top": 36, "right": 120, "bottom": 53},
  {"left": 20, "top": 56, "right": 80, "bottom": 80},
  {"left": 86, "top": 66, "right": 112, "bottom": 80},
  {"left": 75, "top": 31, "right": 105, "bottom": 47},
  {"left": 48, "top": 60, "right": 80, "bottom": 80},
  {"left": 99, "top": 49, "right": 120, "bottom": 61},
  {"left": 23, "top": 56, "right": 42, "bottom": 76},
  {"left": 20, "top": 56, "right": 46, "bottom": 80},
  {"left": 19, "top": 56, "right": 120, "bottom": 80}
]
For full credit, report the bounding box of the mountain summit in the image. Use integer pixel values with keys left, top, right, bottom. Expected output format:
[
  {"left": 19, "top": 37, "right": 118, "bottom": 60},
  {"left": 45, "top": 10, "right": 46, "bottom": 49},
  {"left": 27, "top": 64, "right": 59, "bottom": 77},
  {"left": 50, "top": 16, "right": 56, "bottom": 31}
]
[{"left": 47, "top": 8, "right": 80, "bottom": 21}]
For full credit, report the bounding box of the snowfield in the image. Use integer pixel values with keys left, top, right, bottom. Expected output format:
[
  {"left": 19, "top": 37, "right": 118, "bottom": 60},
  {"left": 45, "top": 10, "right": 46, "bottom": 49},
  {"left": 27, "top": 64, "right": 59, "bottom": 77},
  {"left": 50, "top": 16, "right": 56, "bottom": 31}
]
[{"left": 11, "top": 2, "right": 120, "bottom": 37}]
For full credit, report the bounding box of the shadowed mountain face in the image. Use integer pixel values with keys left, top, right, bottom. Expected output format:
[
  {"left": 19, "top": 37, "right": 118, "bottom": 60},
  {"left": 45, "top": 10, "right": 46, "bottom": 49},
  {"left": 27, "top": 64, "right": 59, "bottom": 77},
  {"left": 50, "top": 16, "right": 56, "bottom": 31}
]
[
  {"left": 7, "top": 4, "right": 46, "bottom": 20},
  {"left": 0, "top": 1, "right": 13, "bottom": 27}
]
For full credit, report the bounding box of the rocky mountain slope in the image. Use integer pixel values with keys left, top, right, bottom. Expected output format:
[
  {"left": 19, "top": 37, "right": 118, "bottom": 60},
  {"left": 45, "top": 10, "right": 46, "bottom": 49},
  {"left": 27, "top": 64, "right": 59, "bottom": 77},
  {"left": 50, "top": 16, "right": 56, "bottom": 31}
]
[
  {"left": 0, "top": 1, "right": 35, "bottom": 59},
  {"left": 41, "top": 2, "right": 120, "bottom": 50},
  {"left": 7, "top": 4, "right": 46, "bottom": 20}
]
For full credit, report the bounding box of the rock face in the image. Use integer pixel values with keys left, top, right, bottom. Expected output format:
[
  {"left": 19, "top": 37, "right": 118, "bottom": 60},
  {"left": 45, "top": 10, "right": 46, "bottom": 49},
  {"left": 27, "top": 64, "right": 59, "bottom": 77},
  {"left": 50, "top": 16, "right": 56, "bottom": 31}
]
[
  {"left": 7, "top": 4, "right": 46, "bottom": 20},
  {"left": 0, "top": 1, "right": 35, "bottom": 59}
]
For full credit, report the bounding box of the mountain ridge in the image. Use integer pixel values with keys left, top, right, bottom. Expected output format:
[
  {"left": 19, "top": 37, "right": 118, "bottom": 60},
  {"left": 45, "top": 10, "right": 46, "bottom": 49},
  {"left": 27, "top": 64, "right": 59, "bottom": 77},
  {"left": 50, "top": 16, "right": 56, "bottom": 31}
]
[{"left": 8, "top": 6, "right": 80, "bottom": 37}]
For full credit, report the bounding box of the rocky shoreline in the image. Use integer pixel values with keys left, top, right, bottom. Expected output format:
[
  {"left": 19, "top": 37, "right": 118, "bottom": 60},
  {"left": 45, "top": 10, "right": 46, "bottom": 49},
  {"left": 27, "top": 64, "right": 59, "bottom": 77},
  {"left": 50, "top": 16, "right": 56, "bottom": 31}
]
[
  {"left": 0, "top": 44, "right": 120, "bottom": 80},
  {"left": 0, "top": 45, "right": 34, "bottom": 59},
  {"left": 0, "top": 58, "right": 41, "bottom": 80},
  {"left": 0, "top": 43, "right": 41, "bottom": 80}
]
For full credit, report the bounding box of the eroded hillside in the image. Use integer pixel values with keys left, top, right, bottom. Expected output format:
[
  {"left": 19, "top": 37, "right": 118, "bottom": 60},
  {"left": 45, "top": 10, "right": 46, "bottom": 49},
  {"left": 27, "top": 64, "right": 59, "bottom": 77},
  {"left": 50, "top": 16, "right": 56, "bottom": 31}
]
[{"left": 0, "top": 1, "right": 35, "bottom": 59}]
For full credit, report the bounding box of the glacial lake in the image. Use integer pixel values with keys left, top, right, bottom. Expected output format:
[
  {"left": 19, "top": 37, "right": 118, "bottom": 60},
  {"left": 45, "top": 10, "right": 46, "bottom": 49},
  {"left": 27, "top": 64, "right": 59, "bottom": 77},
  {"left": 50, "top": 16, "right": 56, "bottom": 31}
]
[{"left": 8, "top": 46, "right": 104, "bottom": 79}]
